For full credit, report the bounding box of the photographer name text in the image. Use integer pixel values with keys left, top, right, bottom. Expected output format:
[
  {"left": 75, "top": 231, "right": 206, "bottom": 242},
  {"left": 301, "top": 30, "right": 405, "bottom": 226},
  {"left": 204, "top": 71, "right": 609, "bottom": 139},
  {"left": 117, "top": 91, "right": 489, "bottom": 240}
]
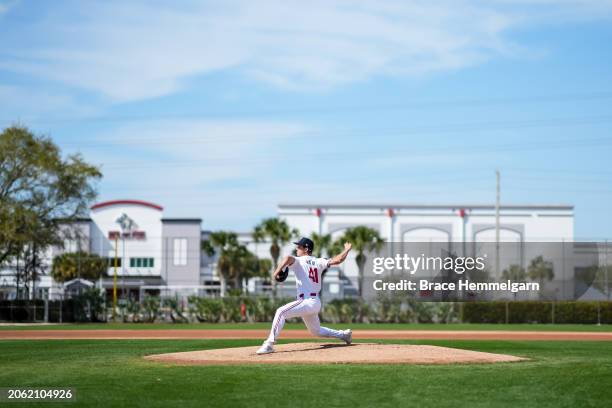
[{"left": 373, "top": 279, "right": 540, "bottom": 293}]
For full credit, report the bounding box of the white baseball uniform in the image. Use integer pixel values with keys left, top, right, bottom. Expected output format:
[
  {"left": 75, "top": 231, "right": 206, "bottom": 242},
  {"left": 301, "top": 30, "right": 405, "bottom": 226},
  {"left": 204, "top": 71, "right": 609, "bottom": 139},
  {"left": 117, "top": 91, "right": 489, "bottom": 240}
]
[{"left": 265, "top": 255, "right": 346, "bottom": 344}]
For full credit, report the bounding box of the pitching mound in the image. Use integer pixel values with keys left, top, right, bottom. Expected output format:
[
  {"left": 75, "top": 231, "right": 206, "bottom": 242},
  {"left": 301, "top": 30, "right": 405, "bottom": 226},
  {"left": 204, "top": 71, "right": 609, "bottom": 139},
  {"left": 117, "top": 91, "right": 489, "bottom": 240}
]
[{"left": 144, "top": 343, "right": 527, "bottom": 365}]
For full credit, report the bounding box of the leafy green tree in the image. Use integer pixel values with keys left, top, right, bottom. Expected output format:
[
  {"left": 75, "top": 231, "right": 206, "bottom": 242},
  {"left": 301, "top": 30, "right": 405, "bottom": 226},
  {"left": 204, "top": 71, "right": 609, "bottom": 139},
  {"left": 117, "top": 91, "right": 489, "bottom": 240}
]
[
  {"left": 0, "top": 126, "right": 101, "bottom": 294},
  {"left": 336, "top": 226, "right": 384, "bottom": 297},
  {"left": 13, "top": 244, "right": 44, "bottom": 300},
  {"left": 253, "top": 218, "right": 299, "bottom": 296},
  {"left": 51, "top": 251, "right": 107, "bottom": 283},
  {"left": 527, "top": 256, "right": 554, "bottom": 290}
]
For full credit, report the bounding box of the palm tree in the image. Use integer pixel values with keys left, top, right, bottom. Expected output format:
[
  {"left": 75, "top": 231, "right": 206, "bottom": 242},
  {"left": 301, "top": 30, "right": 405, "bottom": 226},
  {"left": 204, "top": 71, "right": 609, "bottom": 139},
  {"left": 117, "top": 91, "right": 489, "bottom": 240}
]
[
  {"left": 253, "top": 218, "right": 299, "bottom": 296},
  {"left": 527, "top": 256, "right": 554, "bottom": 291},
  {"left": 240, "top": 254, "right": 272, "bottom": 294},
  {"left": 223, "top": 244, "right": 248, "bottom": 292},
  {"left": 311, "top": 232, "right": 332, "bottom": 258},
  {"left": 502, "top": 264, "right": 527, "bottom": 300},
  {"left": 201, "top": 231, "right": 239, "bottom": 297},
  {"left": 336, "top": 226, "right": 384, "bottom": 298},
  {"left": 227, "top": 245, "right": 271, "bottom": 293},
  {"left": 252, "top": 225, "right": 265, "bottom": 246},
  {"left": 502, "top": 264, "right": 527, "bottom": 281}
]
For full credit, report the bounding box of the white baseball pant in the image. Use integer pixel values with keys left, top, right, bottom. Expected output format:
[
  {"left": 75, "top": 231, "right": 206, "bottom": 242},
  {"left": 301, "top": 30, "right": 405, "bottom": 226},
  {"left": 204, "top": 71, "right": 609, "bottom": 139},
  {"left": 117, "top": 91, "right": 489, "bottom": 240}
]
[{"left": 265, "top": 297, "right": 345, "bottom": 344}]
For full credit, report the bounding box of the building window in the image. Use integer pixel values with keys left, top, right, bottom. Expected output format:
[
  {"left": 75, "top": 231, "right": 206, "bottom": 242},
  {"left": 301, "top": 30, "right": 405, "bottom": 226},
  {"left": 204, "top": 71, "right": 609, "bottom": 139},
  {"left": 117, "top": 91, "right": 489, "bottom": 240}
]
[
  {"left": 129, "top": 258, "right": 155, "bottom": 268},
  {"left": 107, "top": 257, "right": 122, "bottom": 268},
  {"left": 64, "top": 239, "right": 78, "bottom": 253},
  {"left": 173, "top": 238, "right": 187, "bottom": 266}
]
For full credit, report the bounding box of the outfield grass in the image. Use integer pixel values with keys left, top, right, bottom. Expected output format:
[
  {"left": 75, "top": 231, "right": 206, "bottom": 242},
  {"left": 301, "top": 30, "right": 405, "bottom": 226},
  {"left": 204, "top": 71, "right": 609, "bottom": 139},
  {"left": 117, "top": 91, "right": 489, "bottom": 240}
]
[
  {"left": 1, "top": 338, "right": 611, "bottom": 407},
  {"left": 1, "top": 322, "right": 611, "bottom": 331}
]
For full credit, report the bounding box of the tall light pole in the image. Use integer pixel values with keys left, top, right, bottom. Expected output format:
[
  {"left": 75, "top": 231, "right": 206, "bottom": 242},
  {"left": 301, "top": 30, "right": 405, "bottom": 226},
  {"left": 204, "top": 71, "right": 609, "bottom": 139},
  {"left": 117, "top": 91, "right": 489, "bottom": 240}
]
[{"left": 496, "top": 170, "right": 501, "bottom": 280}]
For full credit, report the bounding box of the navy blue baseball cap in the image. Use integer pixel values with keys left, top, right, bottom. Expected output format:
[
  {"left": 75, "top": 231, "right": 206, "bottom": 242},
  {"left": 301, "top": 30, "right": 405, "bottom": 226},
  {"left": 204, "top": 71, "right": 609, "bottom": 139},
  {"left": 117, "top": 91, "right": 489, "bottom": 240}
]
[{"left": 293, "top": 237, "right": 314, "bottom": 251}]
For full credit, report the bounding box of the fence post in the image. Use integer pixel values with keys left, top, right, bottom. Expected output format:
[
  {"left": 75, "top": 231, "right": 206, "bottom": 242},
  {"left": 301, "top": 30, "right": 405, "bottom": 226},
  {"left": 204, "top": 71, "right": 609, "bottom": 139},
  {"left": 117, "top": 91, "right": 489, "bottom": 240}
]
[
  {"left": 505, "top": 302, "right": 509, "bottom": 324},
  {"left": 44, "top": 295, "right": 49, "bottom": 323},
  {"left": 551, "top": 301, "right": 555, "bottom": 324}
]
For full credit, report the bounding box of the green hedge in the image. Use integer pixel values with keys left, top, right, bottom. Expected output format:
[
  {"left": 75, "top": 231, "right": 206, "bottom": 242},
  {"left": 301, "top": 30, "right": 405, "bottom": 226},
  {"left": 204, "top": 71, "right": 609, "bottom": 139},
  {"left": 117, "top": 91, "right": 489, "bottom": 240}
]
[
  {"left": 463, "top": 301, "right": 612, "bottom": 324},
  {"left": 5, "top": 297, "right": 609, "bottom": 324},
  {"left": 188, "top": 296, "right": 294, "bottom": 323}
]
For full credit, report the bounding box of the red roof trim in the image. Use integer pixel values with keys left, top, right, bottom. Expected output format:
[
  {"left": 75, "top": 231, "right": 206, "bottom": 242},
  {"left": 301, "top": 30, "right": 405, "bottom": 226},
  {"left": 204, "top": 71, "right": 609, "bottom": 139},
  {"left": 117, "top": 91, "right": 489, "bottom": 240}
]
[{"left": 91, "top": 200, "right": 163, "bottom": 211}]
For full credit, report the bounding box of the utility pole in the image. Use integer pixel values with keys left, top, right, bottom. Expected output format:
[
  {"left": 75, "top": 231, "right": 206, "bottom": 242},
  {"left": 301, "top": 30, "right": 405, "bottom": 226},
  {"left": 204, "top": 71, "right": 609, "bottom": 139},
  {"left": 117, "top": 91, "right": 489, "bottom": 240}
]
[
  {"left": 496, "top": 170, "right": 501, "bottom": 280},
  {"left": 112, "top": 236, "right": 118, "bottom": 321},
  {"left": 605, "top": 240, "right": 609, "bottom": 300}
]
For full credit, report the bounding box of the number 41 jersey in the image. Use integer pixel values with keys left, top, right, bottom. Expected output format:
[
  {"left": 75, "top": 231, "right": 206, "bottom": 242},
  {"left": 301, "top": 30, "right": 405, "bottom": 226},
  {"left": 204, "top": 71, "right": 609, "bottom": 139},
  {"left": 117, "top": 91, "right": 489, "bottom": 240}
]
[{"left": 289, "top": 255, "right": 330, "bottom": 296}]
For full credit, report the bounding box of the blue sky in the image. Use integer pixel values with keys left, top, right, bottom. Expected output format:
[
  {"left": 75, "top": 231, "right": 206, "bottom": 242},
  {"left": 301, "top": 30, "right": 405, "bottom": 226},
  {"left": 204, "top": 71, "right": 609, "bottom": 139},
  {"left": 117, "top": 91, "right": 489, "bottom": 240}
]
[{"left": 1, "top": 0, "right": 612, "bottom": 238}]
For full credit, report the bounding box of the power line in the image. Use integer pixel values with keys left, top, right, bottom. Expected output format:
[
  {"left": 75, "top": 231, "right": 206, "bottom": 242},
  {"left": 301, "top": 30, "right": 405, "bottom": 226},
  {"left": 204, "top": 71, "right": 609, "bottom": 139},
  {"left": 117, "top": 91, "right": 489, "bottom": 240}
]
[
  {"left": 3, "top": 90, "right": 612, "bottom": 124},
  {"left": 97, "top": 134, "right": 612, "bottom": 170},
  {"left": 56, "top": 113, "right": 612, "bottom": 150}
]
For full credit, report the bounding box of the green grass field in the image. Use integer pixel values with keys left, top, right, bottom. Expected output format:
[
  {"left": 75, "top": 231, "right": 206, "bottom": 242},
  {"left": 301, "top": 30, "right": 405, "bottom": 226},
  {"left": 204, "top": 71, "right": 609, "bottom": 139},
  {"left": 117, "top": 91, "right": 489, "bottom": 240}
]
[
  {"left": 1, "top": 322, "right": 612, "bottom": 331},
  {"left": 1, "top": 338, "right": 611, "bottom": 407}
]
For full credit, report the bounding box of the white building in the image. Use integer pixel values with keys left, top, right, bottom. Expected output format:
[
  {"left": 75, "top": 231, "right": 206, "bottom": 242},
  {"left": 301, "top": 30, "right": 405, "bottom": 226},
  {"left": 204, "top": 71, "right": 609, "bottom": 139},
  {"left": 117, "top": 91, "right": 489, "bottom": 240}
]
[
  {"left": 278, "top": 203, "right": 574, "bottom": 243},
  {"left": 0, "top": 200, "right": 203, "bottom": 300},
  {"left": 277, "top": 203, "right": 576, "bottom": 298}
]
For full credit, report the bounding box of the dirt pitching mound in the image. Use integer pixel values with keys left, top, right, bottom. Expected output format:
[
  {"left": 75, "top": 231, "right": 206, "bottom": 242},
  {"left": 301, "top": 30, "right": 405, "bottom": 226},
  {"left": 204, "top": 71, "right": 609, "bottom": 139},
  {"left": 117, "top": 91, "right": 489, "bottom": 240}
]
[{"left": 144, "top": 343, "right": 528, "bottom": 365}]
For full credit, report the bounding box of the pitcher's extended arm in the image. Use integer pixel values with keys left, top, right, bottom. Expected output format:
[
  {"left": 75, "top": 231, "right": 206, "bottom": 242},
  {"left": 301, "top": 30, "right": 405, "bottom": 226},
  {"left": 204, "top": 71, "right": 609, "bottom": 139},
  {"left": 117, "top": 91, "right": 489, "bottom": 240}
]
[{"left": 328, "top": 242, "right": 352, "bottom": 266}]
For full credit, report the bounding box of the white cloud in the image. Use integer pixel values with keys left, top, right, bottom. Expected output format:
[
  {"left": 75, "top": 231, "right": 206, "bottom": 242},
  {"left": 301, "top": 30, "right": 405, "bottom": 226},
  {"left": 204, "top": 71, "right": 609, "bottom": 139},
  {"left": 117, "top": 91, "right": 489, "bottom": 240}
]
[
  {"left": 81, "top": 118, "right": 309, "bottom": 190},
  {"left": 0, "top": 0, "right": 18, "bottom": 15},
  {"left": 1, "top": 0, "right": 611, "bottom": 102},
  {"left": 96, "top": 119, "right": 309, "bottom": 160},
  {"left": 0, "top": 84, "right": 97, "bottom": 124},
  {"left": 73, "top": 118, "right": 311, "bottom": 227}
]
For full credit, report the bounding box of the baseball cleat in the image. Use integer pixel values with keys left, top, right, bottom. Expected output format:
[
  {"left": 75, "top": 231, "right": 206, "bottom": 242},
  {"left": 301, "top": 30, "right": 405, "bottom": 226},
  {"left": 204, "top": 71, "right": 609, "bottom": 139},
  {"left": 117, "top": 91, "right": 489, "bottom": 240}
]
[
  {"left": 256, "top": 342, "right": 274, "bottom": 355},
  {"left": 342, "top": 329, "right": 352, "bottom": 345}
]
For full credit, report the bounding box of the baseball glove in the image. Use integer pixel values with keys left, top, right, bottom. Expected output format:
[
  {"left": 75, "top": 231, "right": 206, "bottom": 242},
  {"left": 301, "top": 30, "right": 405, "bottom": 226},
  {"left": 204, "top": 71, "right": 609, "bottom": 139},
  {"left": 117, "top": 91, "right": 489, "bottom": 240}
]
[{"left": 275, "top": 267, "right": 289, "bottom": 282}]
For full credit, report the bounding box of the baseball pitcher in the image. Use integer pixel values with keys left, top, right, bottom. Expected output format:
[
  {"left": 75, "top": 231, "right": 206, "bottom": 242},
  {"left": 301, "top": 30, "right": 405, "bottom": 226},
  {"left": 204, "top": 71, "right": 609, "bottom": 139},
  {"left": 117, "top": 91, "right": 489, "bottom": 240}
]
[{"left": 256, "top": 237, "right": 353, "bottom": 354}]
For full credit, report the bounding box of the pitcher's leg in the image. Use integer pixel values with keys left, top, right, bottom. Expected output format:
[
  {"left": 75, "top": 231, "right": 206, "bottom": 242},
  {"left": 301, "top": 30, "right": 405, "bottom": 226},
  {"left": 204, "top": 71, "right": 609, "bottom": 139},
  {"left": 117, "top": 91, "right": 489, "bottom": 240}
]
[
  {"left": 302, "top": 313, "right": 348, "bottom": 341},
  {"left": 265, "top": 299, "right": 304, "bottom": 344}
]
